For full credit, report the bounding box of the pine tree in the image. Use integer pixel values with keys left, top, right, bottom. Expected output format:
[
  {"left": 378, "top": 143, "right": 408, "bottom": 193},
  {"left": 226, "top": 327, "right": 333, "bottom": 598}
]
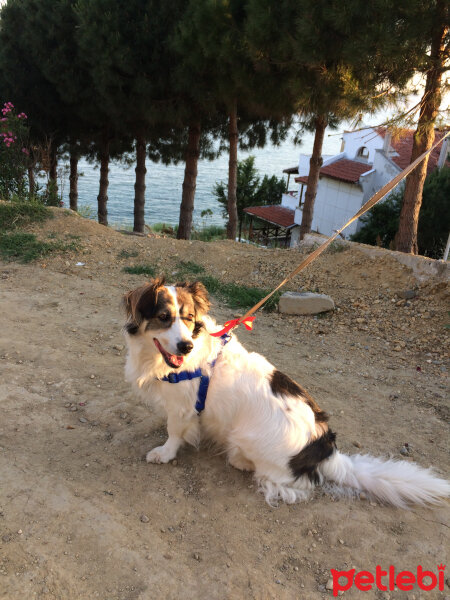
[
  {"left": 174, "top": 0, "right": 294, "bottom": 240},
  {"left": 246, "top": 0, "right": 426, "bottom": 240},
  {"left": 394, "top": 0, "right": 450, "bottom": 254}
]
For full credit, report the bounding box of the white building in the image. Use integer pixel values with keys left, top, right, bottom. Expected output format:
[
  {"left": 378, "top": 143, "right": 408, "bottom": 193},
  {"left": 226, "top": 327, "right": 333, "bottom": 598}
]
[{"left": 245, "top": 127, "right": 449, "bottom": 248}]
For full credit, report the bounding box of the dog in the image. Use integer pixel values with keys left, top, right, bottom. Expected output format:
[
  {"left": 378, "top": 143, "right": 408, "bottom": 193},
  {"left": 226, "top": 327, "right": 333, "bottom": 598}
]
[{"left": 123, "top": 277, "right": 449, "bottom": 507}]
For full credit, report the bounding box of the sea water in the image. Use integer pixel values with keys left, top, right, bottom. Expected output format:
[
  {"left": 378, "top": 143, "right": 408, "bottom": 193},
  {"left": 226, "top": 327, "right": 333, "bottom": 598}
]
[{"left": 60, "top": 128, "right": 344, "bottom": 228}]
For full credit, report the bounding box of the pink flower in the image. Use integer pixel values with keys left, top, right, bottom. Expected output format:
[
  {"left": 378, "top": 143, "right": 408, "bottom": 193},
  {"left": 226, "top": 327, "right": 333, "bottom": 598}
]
[{"left": 22, "top": 147, "right": 29, "bottom": 155}]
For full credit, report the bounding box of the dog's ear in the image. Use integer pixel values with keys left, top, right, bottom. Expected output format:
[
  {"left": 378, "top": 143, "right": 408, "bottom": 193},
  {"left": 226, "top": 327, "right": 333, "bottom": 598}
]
[
  {"left": 186, "top": 281, "right": 210, "bottom": 317},
  {"left": 123, "top": 277, "right": 166, "bottom": 334}
]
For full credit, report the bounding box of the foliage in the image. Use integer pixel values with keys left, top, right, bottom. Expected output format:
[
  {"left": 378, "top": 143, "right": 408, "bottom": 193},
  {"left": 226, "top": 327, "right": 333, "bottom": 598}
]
[
  {"left": 351, "top": 167, "right": 450, "bottom": 258},
  {"left": 213, "top": 156, "right": 286, "bottom": 229},
  {"left": 0, "top": 102, "right": 30, "bottom": 200},
  {"left": 350, "top": 189, "right": 403, "bottom": 249},
  {"left": 418, "top": 166, "right": 450, "bottom": 258},
  {"left": 191, "top": 225, "right": 226, "bottom": 242}
]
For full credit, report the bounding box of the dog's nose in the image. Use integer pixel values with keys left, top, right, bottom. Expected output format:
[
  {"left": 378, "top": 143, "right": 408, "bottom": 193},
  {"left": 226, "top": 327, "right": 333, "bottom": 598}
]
[{"left": 177, "top": 340, "right": 193, "bottom": 355}]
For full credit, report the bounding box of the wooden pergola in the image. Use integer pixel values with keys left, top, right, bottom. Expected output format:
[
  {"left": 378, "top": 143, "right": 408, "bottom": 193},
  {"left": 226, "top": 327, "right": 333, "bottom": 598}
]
[{"left": 243, "top": 205, "right": 297, "bottom": 248}]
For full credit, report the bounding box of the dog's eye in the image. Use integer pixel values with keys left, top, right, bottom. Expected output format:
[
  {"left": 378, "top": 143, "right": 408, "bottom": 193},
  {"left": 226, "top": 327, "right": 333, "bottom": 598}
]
[
  {"left": 158, "top": 313, "right": 170, "bottom": 322},
  {"left": 185, "top": 313, "right": 195, "bottom": 322}
]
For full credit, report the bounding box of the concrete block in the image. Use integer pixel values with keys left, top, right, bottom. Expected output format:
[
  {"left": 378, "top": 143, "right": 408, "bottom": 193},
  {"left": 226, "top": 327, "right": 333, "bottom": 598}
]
[{"left": 278, "top": 291, "right": 335, "bottom": 315}]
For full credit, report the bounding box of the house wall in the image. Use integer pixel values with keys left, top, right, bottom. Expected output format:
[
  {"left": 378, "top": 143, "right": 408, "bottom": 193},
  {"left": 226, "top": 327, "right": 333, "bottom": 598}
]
[
  {"left": 281, "top": 192, "right": 299, "bottom": 210},
  {"left": 341, "top": 128, "right": 383, "bottom": 163},
  {"left": 298, "top": 154, "right": 334, "bottom": 177},
  {"left": 294, "top": 177, "right": 364, "bottom": 238}
]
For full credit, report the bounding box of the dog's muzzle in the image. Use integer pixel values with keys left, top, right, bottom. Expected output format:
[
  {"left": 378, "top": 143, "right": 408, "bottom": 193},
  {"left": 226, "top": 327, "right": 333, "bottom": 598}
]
[{"left": 177, "top": 340, "right": 194, "bottom": 355}]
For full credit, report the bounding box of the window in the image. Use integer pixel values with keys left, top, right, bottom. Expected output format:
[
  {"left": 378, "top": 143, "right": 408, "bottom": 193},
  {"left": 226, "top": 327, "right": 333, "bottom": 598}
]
[{"left": 357, "top": 146, "right": 369, "bottom": 159}]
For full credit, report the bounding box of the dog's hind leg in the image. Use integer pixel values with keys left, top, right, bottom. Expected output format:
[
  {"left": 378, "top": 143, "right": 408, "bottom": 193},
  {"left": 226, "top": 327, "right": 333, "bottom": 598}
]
[{"left": 227, "top": 447, "right": 255, "bottom": 472}]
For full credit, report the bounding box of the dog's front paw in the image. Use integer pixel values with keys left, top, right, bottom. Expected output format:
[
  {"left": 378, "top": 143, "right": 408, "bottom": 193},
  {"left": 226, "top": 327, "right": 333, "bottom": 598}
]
[{"left": 146, "top": 445, "right": 175, "bottom": 464}]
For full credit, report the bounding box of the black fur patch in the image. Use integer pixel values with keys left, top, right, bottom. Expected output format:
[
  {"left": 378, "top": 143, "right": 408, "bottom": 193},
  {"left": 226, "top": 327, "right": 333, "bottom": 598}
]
[
  {"left": 289, "top": 430, "right": 337, "bottom": 484},
  {"left": 270, "top": 370, "right": 329, "bottom": 423},
  {"left": 192, "top": 320, "right": 204, "bottom": 339},
  {"left": 125, "top": 322, "right": 139, "bottom": 335}
]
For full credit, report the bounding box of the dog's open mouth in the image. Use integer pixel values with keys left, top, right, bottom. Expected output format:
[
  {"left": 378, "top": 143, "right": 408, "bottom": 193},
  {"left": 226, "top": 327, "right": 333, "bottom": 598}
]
[{"left": 153, "top": 338, "right": 184, "bottom": 369}]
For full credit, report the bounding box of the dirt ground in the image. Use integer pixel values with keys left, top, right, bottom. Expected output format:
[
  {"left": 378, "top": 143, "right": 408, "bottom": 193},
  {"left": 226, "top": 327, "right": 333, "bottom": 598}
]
[{"left": 0, "top": 209, "right": 449, "bottom": 600}]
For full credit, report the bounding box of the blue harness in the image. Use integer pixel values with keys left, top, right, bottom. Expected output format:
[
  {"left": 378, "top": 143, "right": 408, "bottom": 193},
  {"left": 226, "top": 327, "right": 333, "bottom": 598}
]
[{"left": 160, "top": 334, "right": 231, "bottom": 415}]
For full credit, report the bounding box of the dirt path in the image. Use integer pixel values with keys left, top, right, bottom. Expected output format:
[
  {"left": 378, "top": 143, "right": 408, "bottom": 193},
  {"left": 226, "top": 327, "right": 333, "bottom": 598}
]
[{"left": 0, "top": 210, "right": 448, "bottom": 600}]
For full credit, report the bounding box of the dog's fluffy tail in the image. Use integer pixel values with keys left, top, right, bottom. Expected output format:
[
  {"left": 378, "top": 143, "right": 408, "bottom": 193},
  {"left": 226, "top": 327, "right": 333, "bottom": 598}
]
[{"left": 319, "top": 451, "right": 450, "bottom": 507}]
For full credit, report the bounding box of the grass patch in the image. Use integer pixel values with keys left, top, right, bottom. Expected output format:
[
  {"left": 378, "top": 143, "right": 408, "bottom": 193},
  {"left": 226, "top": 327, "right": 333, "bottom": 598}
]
[
  {"left": 0, "top": 201, "right": 52, "bottom": 230},
  {"left": 198, "top": 275, "right": 280, "bottom": 311},
  {"left": 149, "top": 223, "right": 226, "bottom": 242},
  {"left": 0, "top": 231, "right": 80, "bottom": 263},
  {"left": 191, "top": 225, "right": 226, "bottom": 242},
  {"left": 173, "top": 261, "right": 279, "bottom": 311},
  {"left": 326, "top": 241, "right": 347, "bottom": 254},
  {"left": 123, "top": 264, "right": 157, "bottom": 277},
  {"left": 118, "top": 249, "right": 139, "bottom": 259},
  {"left": 174, "top": 260, "right": 205, "bottom": 279}
]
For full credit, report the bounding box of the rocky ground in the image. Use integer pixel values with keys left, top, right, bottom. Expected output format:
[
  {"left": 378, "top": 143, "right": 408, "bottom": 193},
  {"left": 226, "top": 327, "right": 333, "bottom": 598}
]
[{"left": 0, "top": 209, "right": 448, "bottom": 600}]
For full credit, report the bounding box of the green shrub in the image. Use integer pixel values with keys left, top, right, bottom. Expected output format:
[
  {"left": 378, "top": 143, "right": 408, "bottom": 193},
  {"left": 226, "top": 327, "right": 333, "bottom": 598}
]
[{"left": 351, "top": 167, "right": 450, "bottom": 258}]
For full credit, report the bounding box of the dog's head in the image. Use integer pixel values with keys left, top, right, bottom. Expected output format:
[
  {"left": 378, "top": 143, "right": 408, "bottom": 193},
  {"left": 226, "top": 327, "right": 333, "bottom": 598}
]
[{"left": 123, "top": 277, "right": 210, "bottom": 369}]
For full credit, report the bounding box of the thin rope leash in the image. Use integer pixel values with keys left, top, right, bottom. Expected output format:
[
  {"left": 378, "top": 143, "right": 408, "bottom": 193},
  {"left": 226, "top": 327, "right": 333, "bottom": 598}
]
[{"left": 212, "top": 130, "right": 450, "bottom": 337}]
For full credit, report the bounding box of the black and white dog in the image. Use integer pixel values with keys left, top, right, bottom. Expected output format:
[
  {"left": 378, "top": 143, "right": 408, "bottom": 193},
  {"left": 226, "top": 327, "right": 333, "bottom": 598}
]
[{"left": 123, "top": 277, "right": 449, "bottom": 506}]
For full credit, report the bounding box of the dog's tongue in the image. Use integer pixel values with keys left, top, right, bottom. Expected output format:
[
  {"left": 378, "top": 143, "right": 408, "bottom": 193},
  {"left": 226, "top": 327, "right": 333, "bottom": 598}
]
[
  {"left": 168, "top": 354, "right": 184, "bottom": 368},
  {"left": 154, "top": 339, "right": 184, "bottom": 368}
]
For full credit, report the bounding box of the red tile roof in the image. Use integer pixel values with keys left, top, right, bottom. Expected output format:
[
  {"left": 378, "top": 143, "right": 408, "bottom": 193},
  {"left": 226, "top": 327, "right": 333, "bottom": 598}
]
[
  {"left": 376, "top": 128, "right": 448, "bottom": 174},
  {"left": 243, "top": 205, "right": 295, "bottom": 228},
  {"left": 294, "top": 158, "right": 372, "bottom": 185}
]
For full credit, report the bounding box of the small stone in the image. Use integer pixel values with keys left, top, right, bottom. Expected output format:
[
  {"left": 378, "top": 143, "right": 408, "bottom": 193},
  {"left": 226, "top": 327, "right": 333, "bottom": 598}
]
[
  {"left": 140, "top": 515, "right": 149, "bottom": 523},
  {"left": 359, "top": 492, "right": 367, "bottom": 500},
  {"left": 193, "top": 553, "right": 201, "bottom": 561},
  {"left": 120, "top": 412, "right": 128, "bottom": 420},
  {"left": 79, "top": 417, "right": 87, "bottom": 423},
  {"left": 113, "top": 344, "right": 124, "bottom": 351},
  {"left": 326, "top": 578, "right": 333, "bottom": 590},
  {"left": 90, "top": 374, "right": 95, "bottom": 379},
  {"left": 70, "top": 406, "right": 78, "bottom": 412},
  {"left": 396, "top": 289, "right": 416, "bottom": 300},
  {"left": 338, "top": 538, "right": 344, "bottom": 545},
  {"left": 65, "top": 403, "right": 71, "bottom": 408},
  {"left": 400, "top": 445, "right": 410, "bottom": 456},
  {"left": 278, "top": 291, "right": 334, "bottom": 315},
  {"left": 352, "top": 441, "right": 362, "bottom": 448}
]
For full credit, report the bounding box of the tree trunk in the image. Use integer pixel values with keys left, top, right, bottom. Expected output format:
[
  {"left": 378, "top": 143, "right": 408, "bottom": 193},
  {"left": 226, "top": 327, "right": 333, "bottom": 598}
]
[
  {"left": 134, "top": 135, "right": 147, "bottom": 233},
  {"left": 97, "top": 137, "right": 110, "bottom": 226},
  {"left": 177, "top": 121, "right": 201, "bottom": 240},
  {"left": 28, "top": 165, "right": 35, "bottom": 197},
  {"left": 300, "top": 115, "right": 327, "bottom": 240},
  {"left": 49, "top": 141, "right": 58, "bottom": 199},
  {"left": 227, "top": 101, "right": 239, "bottom": 240},
  {"left": 394, "top": 2, "right": 447, "bottom": 254},
  {"left": 69, "top": 149, "right": 79, "bottom": 212}
]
